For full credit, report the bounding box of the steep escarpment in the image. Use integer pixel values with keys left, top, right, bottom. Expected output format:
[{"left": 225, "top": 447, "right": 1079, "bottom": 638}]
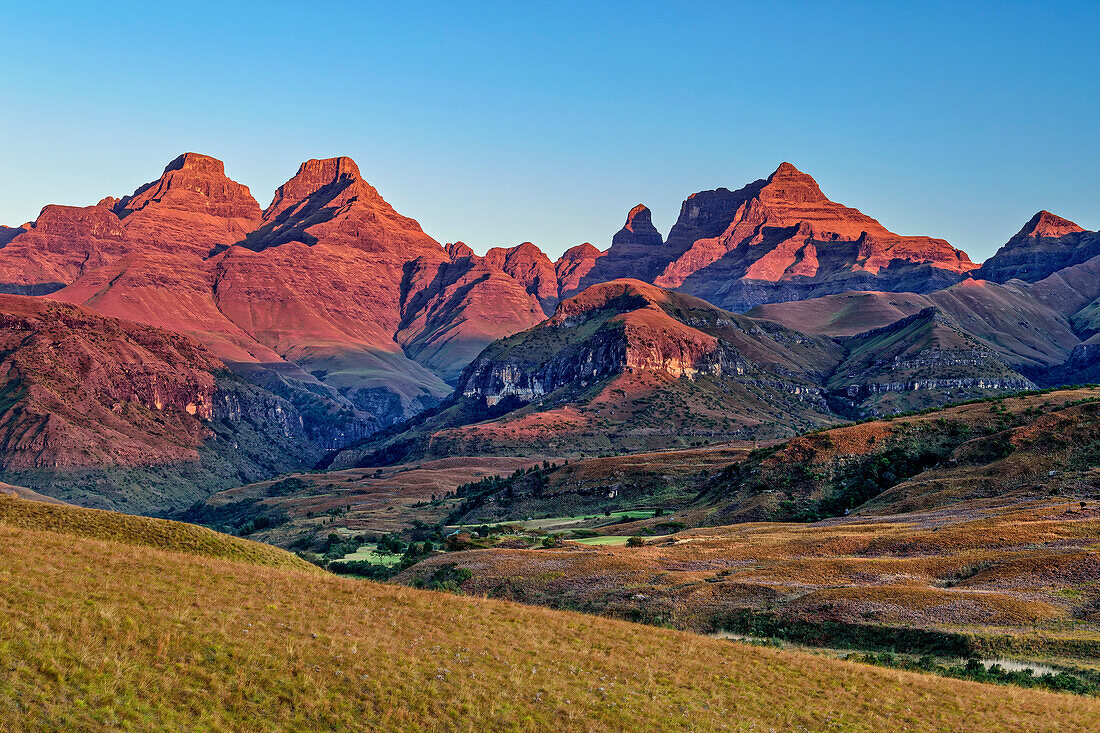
[
  {"left": 0, "top": 294, "right": 317, "bottom": 511},
  {"left": 826, "top": 307, "right": 1036, "bottom": 414},
  {"left": 579, "top": 164, "right": 976, "bottom": 312},
  {"left": 0, "top": 203, "right": 127, "bottom": 294}
]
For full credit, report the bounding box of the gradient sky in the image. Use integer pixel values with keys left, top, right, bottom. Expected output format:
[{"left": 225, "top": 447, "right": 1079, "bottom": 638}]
[{"left": 1, "top": 1, "right": 1097, "bottom": 262}]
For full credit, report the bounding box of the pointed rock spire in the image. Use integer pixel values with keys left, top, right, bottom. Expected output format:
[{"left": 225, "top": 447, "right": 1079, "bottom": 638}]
[{"left": 613, "top": 205, "right": 664, "bottom": 247}]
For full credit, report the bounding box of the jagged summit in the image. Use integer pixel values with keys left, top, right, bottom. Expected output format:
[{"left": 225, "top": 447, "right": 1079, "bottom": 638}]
[
  {"left": 577, "top": 163, "right": 974, "bottom": 308},
  {"left": 263, "top": 156, "right": 368, "bottom": 220},
  {"left": 1018, "top": 210, "right": 1085, "bottom": 239},
  {"left": 446, "top": 241, "right": 476, "bottom": 260},
  {"left": 762, "top": 161, "right": 829, "bottom": 203},
  {"left": 115, "top": 152, "right": 261, "bottom": 222}
]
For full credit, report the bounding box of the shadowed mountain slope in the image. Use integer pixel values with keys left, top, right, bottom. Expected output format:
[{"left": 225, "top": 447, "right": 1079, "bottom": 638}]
[
  {"left": 0, "top": 294, "right": 317, "bottom": 512},
  {"left": 977, "top": 211, "right": 1100, "bottom": 284}
]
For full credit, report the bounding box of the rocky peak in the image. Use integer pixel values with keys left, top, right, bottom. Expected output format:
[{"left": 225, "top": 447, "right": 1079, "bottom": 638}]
[
  {"left": 246, "top": 156, "right": 444, "bottom": 259},
  {"left": 447, "top": 241, "right": 476, "bottom": 260},
  {"left": 555, "top": 243, "right": 605, "bottom": 299},
  {"left": 263, "top": 156, "right": 368, "bottom": 220},
  {"left": 115, "top": 152, "right": 261, "bottom": 222},
  {"left": 760, "top": 162, "right": 829, "bottom": 205},
  {"left": 163, "top": 152, "right": 228, "bottom": 177},
  {"left": 977, "top": 212, "right": 1099, "bottom": 284},
  {"left": 558, "top": 242, "right": 601, "bottom": 263},
  {"left": 1018, "top": 210, "right": 1085, "bottom": 240},
  {"left": 612, "top": 204, "right": 664, "bottom": 247},
  {"left": 483, "top": 242, "right": 559, "bottom": 314},
  {"left": 623, "top": 205, "right": 652, "bottom": 233}
]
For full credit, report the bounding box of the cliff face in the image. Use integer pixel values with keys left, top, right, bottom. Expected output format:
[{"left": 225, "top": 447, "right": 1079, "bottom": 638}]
[
  {"left": 555, "top": 243, "right": 603, "bottom": 298},
  {"left": 825, "top": 307, "right": 1037, "bottom": 414},
  {"left": 579, "top": 164, "right": 976, "bottom": 312},
  {"left": 453, "top": 278, "right": 840, "bottom": 427},
  {"left": 114, "top": 152, "right": 263, "bottom": 253},
  {"left": 575, "top": 204, "right": 670, "bottom": 287},
  {"left": 977, "top": 211, "right": 1100, "bottom": 283},
  {"left": 482, "top": 242, "right": 560, "bottom": 314},
  {"left": 0, "top": 295, "right": 317, "bottom": 511},
  {"left": 0, "top": 203, "right": 127, "bottom": 294}
]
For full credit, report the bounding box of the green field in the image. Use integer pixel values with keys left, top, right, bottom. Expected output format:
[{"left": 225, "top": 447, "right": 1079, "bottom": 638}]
[
  {"left": 337, "top": 544, "right": 403, "bottom": 566},
  {"left": 573, "top": 535, "right": 632, "bottom": 546}
]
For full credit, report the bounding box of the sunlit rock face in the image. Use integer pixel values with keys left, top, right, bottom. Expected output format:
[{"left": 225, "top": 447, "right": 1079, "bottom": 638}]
[{"left": 579, "top": 163, "right": 976, "bottom": 312}]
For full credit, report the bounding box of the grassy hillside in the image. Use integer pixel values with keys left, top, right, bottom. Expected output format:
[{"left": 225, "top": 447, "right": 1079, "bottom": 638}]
[
  {"left": 401, "top": 499, "right": 1100, "bottom": 661},
  {"left": 0, "top": 481, "right": 68, "bottom": 505},
  {"left": 704, "top": 387, "right": 1100, "bottom": 523},
  {"left": 0, "top": 495, "right": 316, "bottom": 572},
  {"left": 1, "top": 507, "right": 1098, "bottom": 730}
]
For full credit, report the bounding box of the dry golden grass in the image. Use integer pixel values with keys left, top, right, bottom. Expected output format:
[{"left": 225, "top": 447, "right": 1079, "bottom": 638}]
[
  {"left": 2, "top": 520, "right": 1099, "bottom": 731},
  {"left": 0, "top": 496, "right": 316, "bottom": 572},
  {"left": 402, "top": 499, "right": 1100, "bottom": 644}
]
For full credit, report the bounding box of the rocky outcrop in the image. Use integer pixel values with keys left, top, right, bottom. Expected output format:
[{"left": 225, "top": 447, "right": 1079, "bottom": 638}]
[
  {"left": 976, "top": 211, "right": 1100, "bottom": 284},
  {"left": 577, "top": 204, "right": 671, "bottom": 286},
  {"left": 457, "top": 279, "right": 841, "bottom": 407}
]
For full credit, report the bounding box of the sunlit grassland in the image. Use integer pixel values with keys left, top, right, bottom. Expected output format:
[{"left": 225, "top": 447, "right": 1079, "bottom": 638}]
[
  {"left": 1, "top": 505, "right": 1099, "bottom": 730},
  {"left": 0, "top": 495, "right": 316, "bottom": 572}
]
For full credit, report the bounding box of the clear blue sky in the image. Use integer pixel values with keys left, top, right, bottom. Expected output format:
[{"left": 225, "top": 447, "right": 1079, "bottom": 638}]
[{"left": 1, "top": 1, "right": 1096, "bottom": 262}]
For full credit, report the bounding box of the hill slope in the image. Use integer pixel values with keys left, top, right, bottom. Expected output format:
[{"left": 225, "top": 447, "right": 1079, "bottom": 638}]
[
  {"left": 1, "top": 499, "right": 1096, "bottom": 731},
  {"left": 0, "top": 495, "right": 315, "bottom": 570},
  {"left": 0, "top": 294, "right": 317, "bottom": 512}
]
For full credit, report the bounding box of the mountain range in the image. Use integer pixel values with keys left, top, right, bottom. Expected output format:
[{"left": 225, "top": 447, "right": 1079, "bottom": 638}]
[{"left": 2, "top": 153, "right": 1098, "bottom": 508}]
